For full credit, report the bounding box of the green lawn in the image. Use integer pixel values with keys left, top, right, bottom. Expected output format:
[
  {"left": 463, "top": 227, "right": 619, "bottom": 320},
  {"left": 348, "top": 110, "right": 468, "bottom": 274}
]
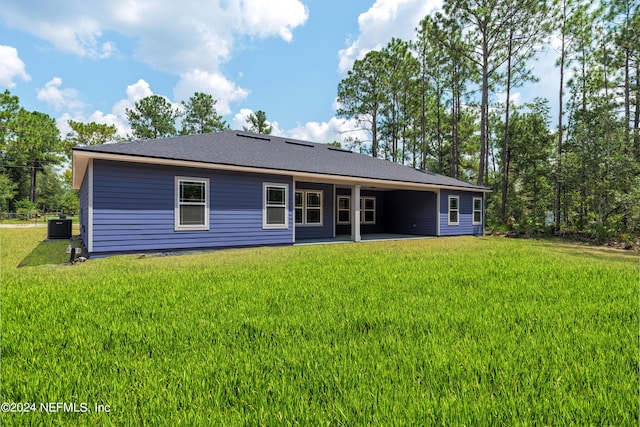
[{"left": 1, "top": 228, "right": 638, "bottom": 426}]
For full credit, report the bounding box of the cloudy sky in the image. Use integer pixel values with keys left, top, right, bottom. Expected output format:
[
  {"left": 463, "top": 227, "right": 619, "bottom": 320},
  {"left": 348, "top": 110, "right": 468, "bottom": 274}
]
[{"left": 0, "top": 0, "right": 560, "bottom": 144}]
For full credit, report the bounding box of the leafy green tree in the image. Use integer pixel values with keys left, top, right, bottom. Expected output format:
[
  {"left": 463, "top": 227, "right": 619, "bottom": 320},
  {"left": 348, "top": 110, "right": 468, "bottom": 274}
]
[
  {"left": 243, "top": 110, "right": 273, "bottom": 135},
  {"left": 126, "top": 95, "right": 181, "bottom": 139},
  {"left": 553, "top": 0, "right": 572, "bottom": 232},
  {"left": 64, "top": 120, "right": 117, "bottom": 156},
  {"left": 443, "top": 0, "right": 549, "bottom": 186},
  {"left": 180, "top": 92, "right": 229, "bottom": 135},
  {"left": 36, "top": 165, "right": 64, "bottom": 212},
  {"left": 379, "top": 38, "right": 420, "bottom": 164},
  {"left": 0, "top": 90, "right": 20, "bottom": 149},
  {"left": 0, "top": 90, "right": 21, "bottom": 211},
  {"left": 556, "top": 0, "right": 640, "bottom": 238},
  {"left": 59, "top": 190, "right": 80, "bottom": 214},
  {"left": 418, "top": 14, "right": 476, "bottom": 179},
  {"left": 508, "top": 99, "right": 555, "bottom": 227},
  {"left": 415, "top": 16, "right": 446, "bottom": 171},
  {"left": 337, "top": 51, "right": 387, "bottom": 158},
  {"left": 604, "top": 0, "right": 639, "bottom": 157},
  {"left": 8, "top": 109, "right": 62, "bottom": 204},
  {"left": 58, "top": 169, "right": 79, "bottom": 214},
  {"left": 498, "top": 1, "right": 550, "bottom": 222},
  {"left": 0, "top": 174, "right": 16, "bottom": 212}
]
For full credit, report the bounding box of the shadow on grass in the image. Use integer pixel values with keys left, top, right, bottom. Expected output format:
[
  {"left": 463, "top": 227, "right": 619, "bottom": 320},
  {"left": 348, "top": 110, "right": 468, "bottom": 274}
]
[{"left": 18, "top": 239, "right": 71, "bottom": 267}]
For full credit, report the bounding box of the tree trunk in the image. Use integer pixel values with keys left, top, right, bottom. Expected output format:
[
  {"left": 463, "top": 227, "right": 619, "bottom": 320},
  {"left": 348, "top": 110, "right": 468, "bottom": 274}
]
[
  {"left": 578, "top": 46, "right": 587, "bottom": 230},
  {"left": 501, "top": 32, "right": 514, "bottom": 223},
  {"left": 420, "top": 74, "right": 427, "bottom": 169},
  {"left": 371, "top": 111, "right": 378, "bottom": 158},
  {"left": 555, "top": 26, "right": 566, "bottom": 233},
  {"left": 624, "top": 44, "right": 631, "bottom": 153},
  {"left": 436, "top": 90, "right": 443, "bottom": 173},
  {"left": 478, "top": 56, "right": 489, "bottom": 186},
  {"left": 451, "top": 75, "right": 460, "bottom": 180},
  {"left": 634, "top": 57, "right": 640, "bottom": 159},
  {"left": 29, "top": 159, "right": 37, "bottom": 204}
]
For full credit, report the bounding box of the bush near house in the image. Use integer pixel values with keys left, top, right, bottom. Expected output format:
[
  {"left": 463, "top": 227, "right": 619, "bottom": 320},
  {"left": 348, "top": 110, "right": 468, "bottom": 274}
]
[{"left": 1, "top": 228, "right": 637, "bottom": 426}]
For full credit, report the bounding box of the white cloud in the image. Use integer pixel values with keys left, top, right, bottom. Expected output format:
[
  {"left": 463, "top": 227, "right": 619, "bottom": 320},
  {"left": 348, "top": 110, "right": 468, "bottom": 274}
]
[
  {"left": 56, "top": 113, "right": 74, "bottom": 138},
  {"left": 112, "top": 79, "right": 181, "bottom": 136},
  {"left": 5, "top": 9, "right": 116, "bottom": 59},
  {"left": 57, "top": 109, "right": 130, "bottom": 139},
  {"left": 125, "top": 79, "right": 153, "bottom": 103},
  {"left": 173, "top": 70, "right": 249, "bottom": 115},
  {"left": 36, "top": 77, "right": 85, "bottom": 112},
  {"left": 0, "top": 45, "right": 31, "bottom": 87},
  {"left": 338, "top": 0, "right": 442, "bottom": 73},
  {"left": 232, "top": 108, "right": 253, "bottom": 130},
  {"left": 89, "top": 110, "right": 131, "bottom": 138},
  {"left": 496, "top": 91, "right": 522, "bottom": 106},
  {"left": 1, "top": 0, "right": 307, "bottom": 73},
  {"left": 54, "top": 79, "right": 156, "bottom": 138},
  {"left": 286, "top": 117, "right": 369, "bottom": 147},
  {"left": 239, "top": 0, "right": 308, "bottom": 42}
]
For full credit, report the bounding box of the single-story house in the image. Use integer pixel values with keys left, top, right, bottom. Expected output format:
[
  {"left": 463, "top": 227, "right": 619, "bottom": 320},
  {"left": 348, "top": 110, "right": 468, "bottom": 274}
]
[{"left": 72, "top": 131, "right": 490, "bottom": 257}]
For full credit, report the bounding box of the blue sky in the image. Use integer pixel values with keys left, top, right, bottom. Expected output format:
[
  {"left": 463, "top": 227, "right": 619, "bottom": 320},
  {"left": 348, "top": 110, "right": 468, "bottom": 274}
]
[{"left": 0, "top": 0, "right": 560, "bottom": 145}]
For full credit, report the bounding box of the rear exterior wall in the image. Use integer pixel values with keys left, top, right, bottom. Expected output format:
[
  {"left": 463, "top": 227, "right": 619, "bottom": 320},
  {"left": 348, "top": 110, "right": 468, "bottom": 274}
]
[
  {"left": 439, "top": 190, "right": 484, "bottom": 236},
  {"left": 86, "top": 159, "right": 293, "bottom": 255},
  {"left": 294, "top": 181, "right": 335, "bottom": 240}
]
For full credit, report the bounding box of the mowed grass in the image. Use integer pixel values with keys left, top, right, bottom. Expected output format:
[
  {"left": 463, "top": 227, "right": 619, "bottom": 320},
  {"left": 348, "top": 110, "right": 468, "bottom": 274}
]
[{"left": 1, "top": 228, "right": 638, "bottom": 426}]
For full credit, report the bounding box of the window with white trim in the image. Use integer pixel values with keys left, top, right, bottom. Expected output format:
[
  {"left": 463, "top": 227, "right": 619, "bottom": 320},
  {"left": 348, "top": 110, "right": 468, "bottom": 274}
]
[
  {"left": 473, "top": 197, "right": 483, "bottom": 225},
  {"left": 337, "top": 195, "right": 376, "bottom": 225},
  {"left": 336, "top": 195, "right": 350, "bottom": 224},
  {"left": 175, "top": 177, "right": 209, "bottom": 231},
  {"left": 295, "top": 190, "right": 323, "bottom": 226},
  {"left": 448, "top": 195, "right": 459, "bottom": 226},
  {"left": 361, "top": 196, "right": 376, "bottom": 224},
  {"left": 295, "top": 191, "right": 303, "bottom": 224},
  {"left": 263, "top": 183, "right": 288, "bottom": 229}
]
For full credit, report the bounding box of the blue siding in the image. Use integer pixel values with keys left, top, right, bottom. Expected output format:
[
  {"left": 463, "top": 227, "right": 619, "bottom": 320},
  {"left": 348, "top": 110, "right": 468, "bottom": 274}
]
[
  {"left": 294, "top": 182, "right": 334, "bottom": 240},
  {"left": 439, "top": 190, "right": 484, "bottom": 236},
  {"left": 79, "top": 168, "right": 89, "bottom": 248},
  {"left": 90, "top": 160, "right": 293, "bottom": 255},
  {"left": 385, "top": 190, "right": 437, "bottom": 236}
]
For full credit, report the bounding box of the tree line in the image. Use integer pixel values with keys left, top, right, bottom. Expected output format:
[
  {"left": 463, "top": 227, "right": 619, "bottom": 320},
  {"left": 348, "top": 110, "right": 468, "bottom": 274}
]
[{"left": 337, "top": 0, "right": 639, "bottom": 240}]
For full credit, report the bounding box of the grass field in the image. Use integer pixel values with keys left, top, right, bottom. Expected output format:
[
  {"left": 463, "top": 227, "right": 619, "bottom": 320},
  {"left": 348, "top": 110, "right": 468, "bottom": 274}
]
[{"left": 1, "top": 228, "right": 638, "bottom": 426}]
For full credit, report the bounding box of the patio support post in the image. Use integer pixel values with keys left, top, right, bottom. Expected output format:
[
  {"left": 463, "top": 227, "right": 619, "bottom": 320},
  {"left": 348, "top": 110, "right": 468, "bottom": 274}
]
[{"left": 352, "top": 184, "right": 361, "bottom": 242}]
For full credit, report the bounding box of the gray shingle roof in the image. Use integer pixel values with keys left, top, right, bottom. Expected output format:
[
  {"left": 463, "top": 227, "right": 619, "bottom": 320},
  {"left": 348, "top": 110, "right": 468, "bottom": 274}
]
[{"left": 73, "top": 131, "right": 488, "bottom": 191}]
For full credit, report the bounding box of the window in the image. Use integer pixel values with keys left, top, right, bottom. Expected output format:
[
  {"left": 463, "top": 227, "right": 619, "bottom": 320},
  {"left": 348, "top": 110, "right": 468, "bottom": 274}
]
[
  {"left": 295, "top": 190, "right": 323, "bottom": 226},
  {"left": 295, "top": 192, "right": 303, "bottom": 224},
  {"left": 264, "top": 184, "right": 288, "bottom": 229},
  {"left": 175, "top": 177, "right": 209, "bottom": 231},
  {"left": 473, "top": 197, "right": 483, "bottom": 225},
  {"left": 448, "top": 195, "right": 459, "bottom": 226},
  {"left": 361, "top": 196, "right": 376, "bottom": 224},
  {"left": 306, "top": 192, "right": 322, "bottom": 224},
  {"left": 336, "top": 195, "right": 376, "bottom": 224},
  {"left": 337, "top": 196, "right": 350, "bottom": 224}
]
